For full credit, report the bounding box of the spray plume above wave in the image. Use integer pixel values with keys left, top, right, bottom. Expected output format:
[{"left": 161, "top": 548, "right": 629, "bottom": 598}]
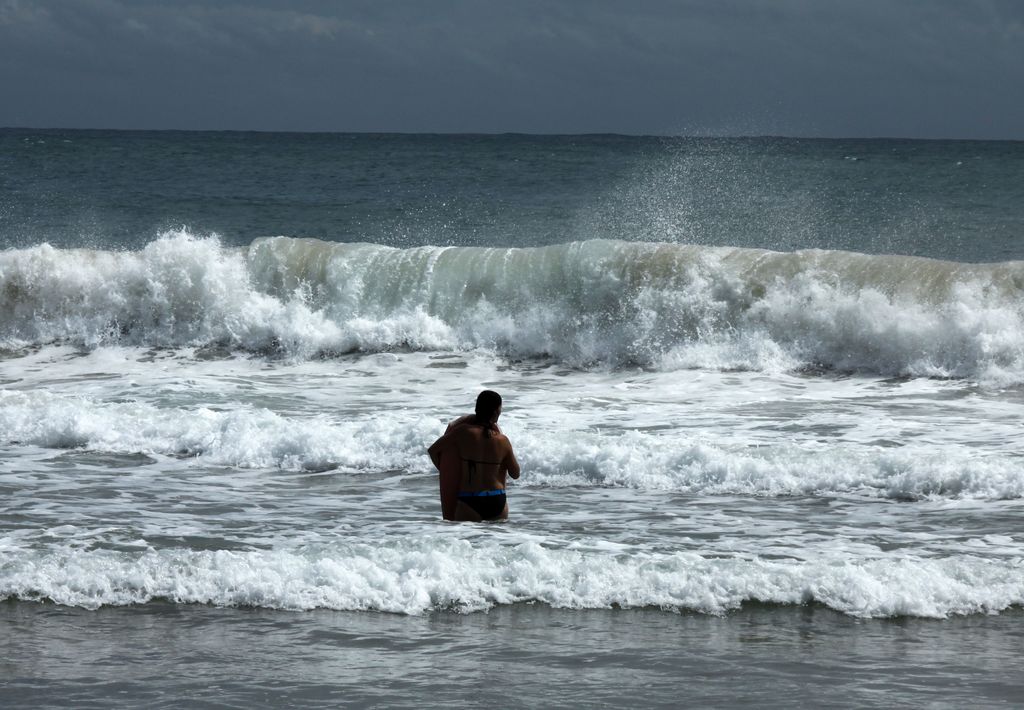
[{"left": 1, "top": 230, "right": 1022, "bottom": 383}]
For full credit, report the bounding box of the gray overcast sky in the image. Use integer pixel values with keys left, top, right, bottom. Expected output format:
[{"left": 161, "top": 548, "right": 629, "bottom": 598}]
[{"left": 1, "top": 0, "right": 1022, "bottom": 138}]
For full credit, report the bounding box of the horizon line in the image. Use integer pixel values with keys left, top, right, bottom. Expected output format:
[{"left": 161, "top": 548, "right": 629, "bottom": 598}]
[{"left": 2, "top": 125, "right": 1022, "bottom": 143}]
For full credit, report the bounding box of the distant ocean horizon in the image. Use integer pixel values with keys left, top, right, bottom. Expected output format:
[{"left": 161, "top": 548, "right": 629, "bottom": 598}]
[
  {"left": 7, "top": 124, "right": 1024, "bottom": 138},
  {"left": 2, "top": 128, "right": 1022, "bottom": 707}
]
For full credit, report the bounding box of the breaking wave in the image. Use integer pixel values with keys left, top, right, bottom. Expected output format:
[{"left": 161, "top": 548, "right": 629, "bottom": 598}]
[
  {"left": 3, "top": 390, "right": 1023, "bottom": 500},
  {"left": 2, "top": 539, "right": 1021, "bottom": 619},
  {"left": 2, "top": 230, "right": 1023, "bottom": 383}
]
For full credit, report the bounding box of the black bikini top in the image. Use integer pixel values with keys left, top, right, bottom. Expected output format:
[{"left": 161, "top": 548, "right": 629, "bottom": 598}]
[{"left": 462, "top": 457, "right": 503, "bottom": 482}]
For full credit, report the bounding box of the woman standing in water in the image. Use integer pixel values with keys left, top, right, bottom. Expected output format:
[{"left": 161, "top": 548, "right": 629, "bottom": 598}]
[{"left": 428, "top": 390, "right": 520, "bottom": 521}]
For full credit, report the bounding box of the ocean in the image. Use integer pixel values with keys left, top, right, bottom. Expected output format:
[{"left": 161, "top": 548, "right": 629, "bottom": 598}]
[{"left": 1, "top": 129, "right": 1023, "bottom": 708}]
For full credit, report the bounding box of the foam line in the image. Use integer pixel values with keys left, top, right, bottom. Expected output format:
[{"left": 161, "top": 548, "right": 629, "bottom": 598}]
[
  {"left": 2, "top": 540, "right": 1020, "bottom": 618},
  {"left": 3, "top": 391, "right": 1022, "bottom": 500}
]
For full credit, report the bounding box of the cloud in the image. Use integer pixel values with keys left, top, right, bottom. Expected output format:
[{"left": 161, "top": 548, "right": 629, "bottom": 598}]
[{"left": 0, "top": 0, "right": 48, "bottom": 26}]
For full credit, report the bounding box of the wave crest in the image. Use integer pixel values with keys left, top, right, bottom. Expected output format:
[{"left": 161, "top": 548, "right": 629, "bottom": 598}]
[
  {"left": 2, "top": 541, "right": 1020, "bottom": 618},
  {"left": 2, "top": 231, "right": 1023, "bottom": 382},
  {"left": 4, "top": 391, "right": 1022, "bottom": 500}
]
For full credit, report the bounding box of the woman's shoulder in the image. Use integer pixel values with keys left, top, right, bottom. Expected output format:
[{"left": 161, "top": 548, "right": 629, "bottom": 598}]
[{"left": 445, "top": 414, "right": 475, "bottom": 433}]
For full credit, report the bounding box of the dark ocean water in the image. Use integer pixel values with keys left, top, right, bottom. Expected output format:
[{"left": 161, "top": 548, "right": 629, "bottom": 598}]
[
  {"left": 3, "top": 129, "right": 1022, "bottom": 260},
  {"left": 2, "top": 129, "right": 1023, "bottom": 708}
]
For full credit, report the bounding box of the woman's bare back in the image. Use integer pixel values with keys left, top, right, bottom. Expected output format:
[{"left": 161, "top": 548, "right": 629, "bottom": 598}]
[{"left": 452, "top": 425, "right": 517, "bottom": 493}]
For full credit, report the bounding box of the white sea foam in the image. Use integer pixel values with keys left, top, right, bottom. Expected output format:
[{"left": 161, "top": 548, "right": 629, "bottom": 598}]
[
  {"left": 3, "top": 390, "right": 1022, "bottom": 500},
  {"left": 0, "top": 389, "right": 434, "bottom": 472},
  {"left": 516, "top": 429, "right": 1024, "bottom": 501},
  {"left": 1, "top": 539, "right": 1020, "bottom": 618},
  {"left": 2, "top": 232, "right": 1024, "bottom": 382}
]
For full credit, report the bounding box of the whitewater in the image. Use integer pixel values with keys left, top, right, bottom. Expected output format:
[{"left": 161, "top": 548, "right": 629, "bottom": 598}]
[
  {"left": 3, "top": 230, "right": 1023, "bottom": 621},
  {"left": 4, "top": 231, "right": 1024, "bottom": 382}
]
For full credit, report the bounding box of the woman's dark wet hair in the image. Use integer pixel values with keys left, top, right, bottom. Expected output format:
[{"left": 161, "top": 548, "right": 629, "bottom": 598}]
[{"left": 474, "top": 390, "right": 502, "bottom": 436}]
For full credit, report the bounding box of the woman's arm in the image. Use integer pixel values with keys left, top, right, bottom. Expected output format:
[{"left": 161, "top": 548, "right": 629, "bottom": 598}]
[
  {"left": 446, "top": 414, "right": 502, "bottom": 435},
  {"left": 445, "top": 415, "right": 474, "bottom": 434},
  {"left": 502, "top": 440, "right": 521, "bottom": 480},
  {"left": 427, "top": 435, "right": 448, "bottom": 471}
]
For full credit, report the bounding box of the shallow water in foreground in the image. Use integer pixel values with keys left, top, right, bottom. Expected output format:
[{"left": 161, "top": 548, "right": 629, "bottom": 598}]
[{"left": 3, "top": 602, "right": 1022, "bottom": 709}]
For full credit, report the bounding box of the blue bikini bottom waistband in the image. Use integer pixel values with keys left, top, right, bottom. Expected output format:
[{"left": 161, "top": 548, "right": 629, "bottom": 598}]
[{"left": 458, "top": 489, "right": 507, "bottom": 497}]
